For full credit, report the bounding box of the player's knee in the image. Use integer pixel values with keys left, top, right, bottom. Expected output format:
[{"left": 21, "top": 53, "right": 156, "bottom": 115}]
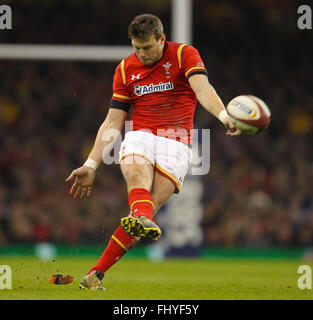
[
  {"left": 126, "top": 169, "right": 151, "bottom": 190},
  {"left": 126, "top": 170, "right": 142, "bottom": 183}
]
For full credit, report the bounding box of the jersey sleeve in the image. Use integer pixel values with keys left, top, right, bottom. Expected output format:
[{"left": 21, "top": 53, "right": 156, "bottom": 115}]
[
  {"left": 109, "top": 61, "right": 131, "bottom": 112},
  {"left": 180, "top": 45, "right": 208, "bottom": 79}
]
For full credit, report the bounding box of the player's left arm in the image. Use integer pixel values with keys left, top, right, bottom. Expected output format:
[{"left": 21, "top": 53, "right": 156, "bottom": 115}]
[{"left": 188, "top": 74, "right": 241, "bottom": 136}]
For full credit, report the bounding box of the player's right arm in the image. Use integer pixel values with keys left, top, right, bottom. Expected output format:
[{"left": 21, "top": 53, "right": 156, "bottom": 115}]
[
  {"left": 66, "top": 61, "right": 130, "bottom": 200},
  {"left": 66, "top": 108, "right": 127, "bottom": 199},
  {"left": 87, "top": 108, "right": 127, "bottom": 165}
]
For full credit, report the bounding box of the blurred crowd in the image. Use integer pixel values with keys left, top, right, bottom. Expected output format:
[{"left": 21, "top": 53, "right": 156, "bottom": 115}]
[{"left": 0, "top": 0, "right": 312, "bottom": 247}]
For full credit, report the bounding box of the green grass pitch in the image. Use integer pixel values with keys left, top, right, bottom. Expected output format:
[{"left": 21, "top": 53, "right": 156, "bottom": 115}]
[{"left": 0, "top": 256, "right": 312, "bottom": 300}]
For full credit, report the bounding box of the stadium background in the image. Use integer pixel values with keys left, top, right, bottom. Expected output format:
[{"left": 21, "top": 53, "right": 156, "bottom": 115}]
[{"left": 0, "top": 0, "right": 312, "bottom": 259}]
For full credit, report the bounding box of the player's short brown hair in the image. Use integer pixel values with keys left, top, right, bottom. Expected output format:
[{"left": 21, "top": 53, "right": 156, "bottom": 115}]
[{"left": 128, "top": 14, "right": 164, "bottom": 41}]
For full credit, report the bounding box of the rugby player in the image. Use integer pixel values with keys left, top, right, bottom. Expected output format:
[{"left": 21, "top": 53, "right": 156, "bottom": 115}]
[{"left": 66, "top": 14, "right": 241, "bottom": 290}]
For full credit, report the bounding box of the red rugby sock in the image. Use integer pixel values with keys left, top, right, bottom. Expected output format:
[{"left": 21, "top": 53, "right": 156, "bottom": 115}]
[
  {"left": 128, "top": 188, "right": 154, "bottom": 220},
  {"left": 88, "top": 226, "right": 139, "bottom": 274}
]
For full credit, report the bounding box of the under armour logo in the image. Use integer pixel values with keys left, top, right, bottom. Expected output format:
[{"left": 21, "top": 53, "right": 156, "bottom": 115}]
[{"left": 131, "top": 74, "right": 141, "bottom": 80}]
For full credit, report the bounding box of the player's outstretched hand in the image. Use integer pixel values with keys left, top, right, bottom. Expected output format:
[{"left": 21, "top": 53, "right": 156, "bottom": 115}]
[
  {"left": 66, "top": 166, "right": 96, "bottom": 199},
  {"left": 222, "top": 118, "right": 241, "bottom": 136}
]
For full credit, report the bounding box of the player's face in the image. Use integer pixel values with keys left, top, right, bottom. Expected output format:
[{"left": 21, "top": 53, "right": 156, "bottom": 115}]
[{"left": 132, "top": 34, "right": 166, "bottom": 65}]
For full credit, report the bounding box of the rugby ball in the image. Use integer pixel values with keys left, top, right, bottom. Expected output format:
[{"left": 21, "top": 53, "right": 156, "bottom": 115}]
[{"left": 226, "top": 95, "right": 271, "bottom": 135}]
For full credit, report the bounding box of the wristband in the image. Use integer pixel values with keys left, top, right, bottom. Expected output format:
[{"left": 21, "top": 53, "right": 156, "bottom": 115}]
[
  {"left": 218, "top": 109, "right": 228, "bottom": 122},
  {"left": 84, "top": 158, "right": 99, "bottom": 171}
]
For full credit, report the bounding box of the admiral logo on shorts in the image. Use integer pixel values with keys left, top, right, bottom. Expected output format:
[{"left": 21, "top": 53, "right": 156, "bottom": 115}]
[{"left": 134, "top": 82, "right": 174, "bottom": 96}]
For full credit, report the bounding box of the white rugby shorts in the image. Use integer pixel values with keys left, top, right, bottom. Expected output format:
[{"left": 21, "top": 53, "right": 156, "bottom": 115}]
[{"left": 119, "top": 130, "right": 193, "bottom": 193}]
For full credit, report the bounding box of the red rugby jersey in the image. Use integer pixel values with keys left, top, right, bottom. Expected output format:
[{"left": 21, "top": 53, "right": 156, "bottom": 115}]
[{"left": 110, "top": 41, "right": 207, "bottom": 145}]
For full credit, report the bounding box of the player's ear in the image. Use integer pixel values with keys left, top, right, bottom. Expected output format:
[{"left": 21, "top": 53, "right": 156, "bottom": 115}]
[{"left": 159, "top": 34, "right": 166, "bottom": 45}]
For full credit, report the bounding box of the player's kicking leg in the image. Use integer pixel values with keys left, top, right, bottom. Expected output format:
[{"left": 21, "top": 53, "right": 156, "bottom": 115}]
[
  {"left": 120, "top": 162, "right": 176, "bottom": 240},
  {"left": 119, "top": 154, "right": 162, "bottom": 240}
]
